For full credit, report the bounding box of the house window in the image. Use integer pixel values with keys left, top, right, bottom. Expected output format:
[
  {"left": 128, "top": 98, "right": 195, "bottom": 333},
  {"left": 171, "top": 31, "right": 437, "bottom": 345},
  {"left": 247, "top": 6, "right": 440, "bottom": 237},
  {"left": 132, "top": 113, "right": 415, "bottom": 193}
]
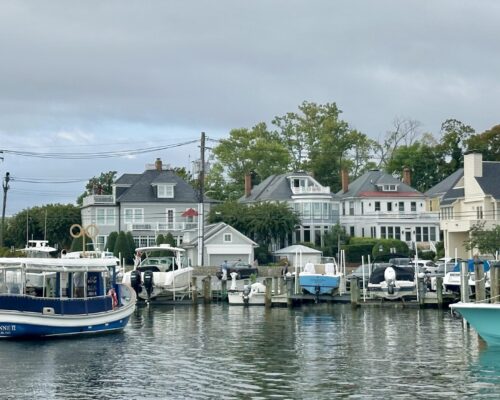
[
  {"left": 166, "top": 209, "right": 175, "bottom": 228},
  {"left": 349, "top": 226, "right": 355, "bottom": 236},
  {"left": 395, "top": 227, "right": 401, "bottom": 240},
  {"left": 387, "top": 202, "right": 392, "bottom": 212},
  {"left": 416, "top": 227, "right": 422, "bottom": 242},
  {"left": 97, "top": 208, "right": 115, "bottom": 225},
  {"left": 370, "top": 227, "right": 376, "bottom": 238},
  {"left": 124, "top": 208, "right": 143, "bottom": 224},
  {"left": 411, "top": 202, "right": 417, "bottom": 212},
  {"left": 423, "top": 227, "right": 429, "bottom": 242},
  {"left": 96, "top": 235, "right": 107, "bottom": 251},
  {"left": 399, "top": 202, "right": 404, "bottom": 212},
  {"left": 313, "top": 203, "right": 322, "bottom": 219},
  {"left": 381, "top": 226, "right": 386, "bottom": 238},
  {"left": 349, "top": 202, "right": 354, "bottom": 216},
  {"left": 342, "top": 201, "right": 346, "bottom": 216},
  {"left": 405, "top": 231, "right": 411, "bottom": 241},
  {"left": 223, "top": 233, "right": 232, "bottom": 243},
  {"left": 158, "top": 184, "right": 174, "bottom": 198},
  {"left": 430, "top": 227, "right": 436, "bottom": 241},
  {"left": 303, "top": 203, "right": 311, "bottom": 218},
  {"left": 361, "top": 202, "right": 364, "bottom": 215},
  {"left": 477, "top": 206, "right": 484, "bottom": 219},
  {"left": 361, "top": 227, "right": 365, "bottom": 237},
  {"left": 388, "top": 226, "right": 394, "bottom": 239},
  {"left": 375, "top": 201, "right": 381, "bottom": 211},
  {"left": 383, "top": 184, "right": 397, "bottom": 191}
]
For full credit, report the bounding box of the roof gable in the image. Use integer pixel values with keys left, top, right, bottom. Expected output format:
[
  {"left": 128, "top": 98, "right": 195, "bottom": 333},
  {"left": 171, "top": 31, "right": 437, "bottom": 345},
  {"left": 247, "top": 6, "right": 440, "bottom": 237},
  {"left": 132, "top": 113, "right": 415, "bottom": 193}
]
[{"left": 338, "top": 170, "right": 422, "bottom": 198}]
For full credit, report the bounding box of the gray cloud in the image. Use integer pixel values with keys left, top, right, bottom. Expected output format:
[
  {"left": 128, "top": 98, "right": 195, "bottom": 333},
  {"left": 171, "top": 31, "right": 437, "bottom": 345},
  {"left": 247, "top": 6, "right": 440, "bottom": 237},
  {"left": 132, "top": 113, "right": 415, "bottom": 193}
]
[{"left": 1, "top": 0, "right": 499, "bottom": 214}]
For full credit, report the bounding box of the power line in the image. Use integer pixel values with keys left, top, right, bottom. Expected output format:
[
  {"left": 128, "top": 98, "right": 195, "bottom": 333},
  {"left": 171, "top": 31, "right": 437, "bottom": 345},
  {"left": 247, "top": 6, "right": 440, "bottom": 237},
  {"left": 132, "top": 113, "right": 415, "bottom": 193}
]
[{"left": 0, "top": 139, "right": 198, "bottom": 160}]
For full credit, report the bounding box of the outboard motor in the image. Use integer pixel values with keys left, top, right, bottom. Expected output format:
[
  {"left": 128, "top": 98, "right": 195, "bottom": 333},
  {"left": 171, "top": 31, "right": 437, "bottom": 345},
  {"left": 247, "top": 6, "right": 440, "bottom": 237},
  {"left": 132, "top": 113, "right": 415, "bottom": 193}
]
[
  {"left": 130, "top": 270, "right": 142, "bottom": 295},
  {"left": 242, "top": 284, "right": 251, "bottom": 305},
  {"left": 384, "top": 266, "right": 396, "bottom": 295},
  {"left": 143, "top": 271, "right": 154, "bottom": 299}
]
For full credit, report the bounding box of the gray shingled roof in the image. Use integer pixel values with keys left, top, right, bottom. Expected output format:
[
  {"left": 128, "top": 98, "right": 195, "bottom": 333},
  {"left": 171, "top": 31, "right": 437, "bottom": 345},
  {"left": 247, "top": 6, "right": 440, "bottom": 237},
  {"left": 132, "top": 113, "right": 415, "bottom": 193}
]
[
  {"left": 116, "top": 169, "right": 201, "bottom": 203},
  {"left": 425, "top": 168, "right": 463, "bottom": 197},
  {"left": 337, "top": 170, "right": 422, "bottom": 198},
  {"left": 239, "top": 172, "right": 338, "bottom": 203},
  {"left": 477, "top": 162, "right": 500, "bottom": 199},
  {"left": 440, "top": 188, "right": 464, "bottom": 206}
]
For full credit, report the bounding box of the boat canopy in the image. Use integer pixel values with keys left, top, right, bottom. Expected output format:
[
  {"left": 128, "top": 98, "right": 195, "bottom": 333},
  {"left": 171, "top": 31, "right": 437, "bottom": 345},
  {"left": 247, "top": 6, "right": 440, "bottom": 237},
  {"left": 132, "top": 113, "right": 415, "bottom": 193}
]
[
  {"left": 0, "top": 258, "right": 115, "bottom": 273},
  {"left": 452, "top": 259, "right": 490, "bottom": 273}
]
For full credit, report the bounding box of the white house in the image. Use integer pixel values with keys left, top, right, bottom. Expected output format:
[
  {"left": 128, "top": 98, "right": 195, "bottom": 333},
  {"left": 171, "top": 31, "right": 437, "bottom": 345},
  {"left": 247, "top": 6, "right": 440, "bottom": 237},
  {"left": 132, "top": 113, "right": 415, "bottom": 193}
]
[
  {"left": 338, "top": 168, "right": 440, "bottom": 250},
  {"left": 239, "top": 172, "right": 340, "bottom": 248}
]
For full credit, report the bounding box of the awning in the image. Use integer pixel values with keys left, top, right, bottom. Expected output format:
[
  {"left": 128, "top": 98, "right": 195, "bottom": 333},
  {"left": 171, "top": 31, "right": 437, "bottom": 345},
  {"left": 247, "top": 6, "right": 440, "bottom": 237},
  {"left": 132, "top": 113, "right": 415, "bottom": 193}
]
[{"left": 181, "top": 208, "right": 199, "bottom": 217}]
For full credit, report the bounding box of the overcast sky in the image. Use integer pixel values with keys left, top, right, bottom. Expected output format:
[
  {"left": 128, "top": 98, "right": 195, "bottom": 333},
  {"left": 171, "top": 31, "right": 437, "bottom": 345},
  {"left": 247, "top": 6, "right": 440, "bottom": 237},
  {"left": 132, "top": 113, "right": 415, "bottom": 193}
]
[{"left": 1, "top": 0, "right": 499, "bottom": 216}]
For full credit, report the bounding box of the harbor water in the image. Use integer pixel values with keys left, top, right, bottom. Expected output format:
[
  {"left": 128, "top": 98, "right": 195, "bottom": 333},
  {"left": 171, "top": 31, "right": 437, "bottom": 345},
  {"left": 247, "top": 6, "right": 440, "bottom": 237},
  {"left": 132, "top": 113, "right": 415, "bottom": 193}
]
[{"left": 1, "top": 304, "right": 499, "bottom": 399}]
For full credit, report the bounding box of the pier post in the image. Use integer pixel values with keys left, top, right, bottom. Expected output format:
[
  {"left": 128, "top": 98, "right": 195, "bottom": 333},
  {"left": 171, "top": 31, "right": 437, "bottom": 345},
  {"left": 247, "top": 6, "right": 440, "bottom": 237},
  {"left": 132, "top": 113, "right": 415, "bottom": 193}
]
[
  {"left": 417, "top": 276, "right": 425, "bottom": 307},
  {"left": 273, "top": 277, "right": 279, "bottom": 297},
  {"left": 286, "top": 276, "right": 294, "bottom": 308},
  {"left": 191, "top": 276, "right": 198, "bottom": 305},
  {"left": 475, "top": 261, "right": 485, "bottom": 303},
  {"left": 491, "top": 262, "right": 500, "bottom": 303},
  {"left": 436, "top": 276, "right": 443, "bottom": 309},
  {"left": 221, "top": 279, "right": 227, "bottom": 301},
  {"left": 202, "top": 276, "right": 212, "bottom": 304},
  {"left": 350, "top": 277, "right": 360, "bottom": 308},
  {"left": 279, "top": 275, "right": 285, "bottom": 295},
  {"left": 265, "top": 277, "right": 272, "bottom": 308},
  {"left": 460, "top": 261, "right": 470, "bottom": 303}
]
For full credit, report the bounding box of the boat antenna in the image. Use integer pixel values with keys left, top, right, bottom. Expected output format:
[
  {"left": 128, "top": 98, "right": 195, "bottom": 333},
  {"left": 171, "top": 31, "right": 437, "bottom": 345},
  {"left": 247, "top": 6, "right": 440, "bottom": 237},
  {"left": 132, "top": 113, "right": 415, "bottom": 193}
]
[{"left": 26, "top": 209, "right": 29, "bottom": 245}]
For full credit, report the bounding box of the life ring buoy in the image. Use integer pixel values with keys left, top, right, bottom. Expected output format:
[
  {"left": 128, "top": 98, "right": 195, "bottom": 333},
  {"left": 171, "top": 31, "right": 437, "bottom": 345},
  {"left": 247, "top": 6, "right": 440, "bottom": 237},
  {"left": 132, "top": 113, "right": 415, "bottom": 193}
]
[{"left": 108, "top": 288, "right": 118, "bottom": 309}]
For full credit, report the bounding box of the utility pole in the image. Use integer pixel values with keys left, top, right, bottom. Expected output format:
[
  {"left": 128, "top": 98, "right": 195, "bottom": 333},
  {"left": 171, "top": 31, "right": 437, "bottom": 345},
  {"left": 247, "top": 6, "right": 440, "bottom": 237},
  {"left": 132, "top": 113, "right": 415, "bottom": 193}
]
[
  {"left": 1, "top": 172, "right": 10, "bottom": 248},
  {"left": 197, "top": 132, "right": 206, "bottom": 267}
]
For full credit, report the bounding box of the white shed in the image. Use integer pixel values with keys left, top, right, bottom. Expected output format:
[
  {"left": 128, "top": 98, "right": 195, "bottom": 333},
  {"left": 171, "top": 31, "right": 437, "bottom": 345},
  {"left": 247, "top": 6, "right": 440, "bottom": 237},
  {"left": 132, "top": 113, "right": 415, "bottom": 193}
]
[{"left": 273, "top": 244, "right": 322, "bottom": 267}]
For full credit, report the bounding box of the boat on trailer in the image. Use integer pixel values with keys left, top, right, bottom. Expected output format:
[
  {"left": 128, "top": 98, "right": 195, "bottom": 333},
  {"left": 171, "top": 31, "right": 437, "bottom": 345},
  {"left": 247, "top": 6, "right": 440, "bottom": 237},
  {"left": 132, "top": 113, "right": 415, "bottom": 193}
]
[
  {"left": 299, "top": 262, "right": 342, "bottom": 296},
  {"left": 0, "top": 257, "right": 136, "bottom": 339},
  {"left": 122, "top": 244, "right": 193, "bottom": 302},
  {"left": 367, "top": 265, "right": 417, "bottom": 300}
]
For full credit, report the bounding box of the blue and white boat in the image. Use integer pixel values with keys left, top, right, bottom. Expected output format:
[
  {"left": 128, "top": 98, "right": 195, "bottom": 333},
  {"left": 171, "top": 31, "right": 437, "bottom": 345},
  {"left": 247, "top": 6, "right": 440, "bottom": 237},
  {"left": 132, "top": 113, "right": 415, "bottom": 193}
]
[
  {"left": 0, "top": 257, "right": 136, "bottom": 339},
  {"left": 299, "top": 262, "right": 342, "bottom": 295},
  {"left": 450, "top": 302, "right": 500, "bottom": 346}
]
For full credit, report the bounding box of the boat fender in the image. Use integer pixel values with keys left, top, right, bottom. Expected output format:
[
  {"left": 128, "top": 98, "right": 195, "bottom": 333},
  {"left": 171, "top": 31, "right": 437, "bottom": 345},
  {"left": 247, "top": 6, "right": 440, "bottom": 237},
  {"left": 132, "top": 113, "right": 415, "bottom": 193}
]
[
  {"left": 108, "top": 288, "right": 118, "bottom": 309},
  {"left": 243, "top": 284, "right": 251, "bottom": 304},
  {"left": 387, "top": 282, "right": 395, "bottom": 295}
]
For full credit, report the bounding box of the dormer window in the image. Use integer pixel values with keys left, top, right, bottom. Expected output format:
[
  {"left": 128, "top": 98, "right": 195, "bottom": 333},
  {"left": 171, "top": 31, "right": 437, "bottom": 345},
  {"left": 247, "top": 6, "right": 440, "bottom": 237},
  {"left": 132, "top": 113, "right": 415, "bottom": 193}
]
[
  {"left": 377, "top": 184, "right": 397, "bottom": 192},
  {"left": 158, "top": 184, "right": 174, "bottom": 198}
]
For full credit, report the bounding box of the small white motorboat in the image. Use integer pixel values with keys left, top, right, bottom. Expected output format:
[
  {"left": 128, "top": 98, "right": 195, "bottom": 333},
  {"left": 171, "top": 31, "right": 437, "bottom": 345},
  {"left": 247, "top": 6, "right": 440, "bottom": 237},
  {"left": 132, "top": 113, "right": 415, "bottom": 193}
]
[
  {"left": 122, "top": 244, "right": 193, "bottom": 301},
  {"left": 368, "top": 265, "right": 417, "bottom": 300},
  {"left": 228, "top": 282, "right": 267, "bottom": 305}
]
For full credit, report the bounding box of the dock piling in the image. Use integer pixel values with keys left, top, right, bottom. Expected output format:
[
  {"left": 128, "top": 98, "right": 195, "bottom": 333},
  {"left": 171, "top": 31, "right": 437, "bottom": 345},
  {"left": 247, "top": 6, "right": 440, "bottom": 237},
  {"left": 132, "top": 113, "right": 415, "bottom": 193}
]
[
  {"left": 475, "top": 261, "right": 486, "bottom": 303},
  {"left": 191, "top": 276, "right": 198, "bottom": 305},
  {"left": 202, "top": 276, "right": 212, "bottom": 304},
  {"left": 436, "top": 276, "right": 443, "bottom": 309},
  {"left": 350, "top": 277, "right": 360, "bottom": 308},
  {"left": 265, "top": 277, "right": 272, "bottom": 308}
]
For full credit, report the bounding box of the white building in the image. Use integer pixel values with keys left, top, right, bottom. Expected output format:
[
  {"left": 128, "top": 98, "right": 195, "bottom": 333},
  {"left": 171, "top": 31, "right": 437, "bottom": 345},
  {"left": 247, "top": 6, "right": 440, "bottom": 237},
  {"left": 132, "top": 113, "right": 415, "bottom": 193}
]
[{"left": 338, "top": 168, "right": 440, "bottom": 249}]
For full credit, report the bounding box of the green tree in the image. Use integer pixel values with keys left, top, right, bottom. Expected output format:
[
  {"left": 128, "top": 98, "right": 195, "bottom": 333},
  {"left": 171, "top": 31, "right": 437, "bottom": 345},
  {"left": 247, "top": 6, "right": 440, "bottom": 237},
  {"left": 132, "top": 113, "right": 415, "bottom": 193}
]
[
  {"left": 212, "top": 122, "right": 290, "bottom": 189},
  {"left": 70, "top": 235, "right": 94, "bottom": 252},
  {"left": 77, "top": 171, "right": 117, "bottom": 205},
  {"left": 5, "top": 204, "right": 81, "bottom": 250},
  {"left": 466, "top": 125, "right": 500, "bottom": 161},
  {"left": 105, "top": 231, "right": 118, "bottom": 253},
  {"left": 126, "top": 232, "right": 136, "bottom": 263},
  {"left": 321, "top": 223, "right": 348, "bottom": 258},
  {"left": 113, "top": 231, "right": 129, "bottom": 260},
  {"left": 385, "top": 142, "right": 443, "bottom": 192},
  {"left": 164, "top": 232, "right": 176, "bottom": 247},
  {"left": 437, "top": 119, "right": 475, "bottom": 176},
  {"left": 156, "top": 234, "right": 166, "bottom": 245},
  {"left": 465, "top": 222, "right": 500, "bottom": 256}
]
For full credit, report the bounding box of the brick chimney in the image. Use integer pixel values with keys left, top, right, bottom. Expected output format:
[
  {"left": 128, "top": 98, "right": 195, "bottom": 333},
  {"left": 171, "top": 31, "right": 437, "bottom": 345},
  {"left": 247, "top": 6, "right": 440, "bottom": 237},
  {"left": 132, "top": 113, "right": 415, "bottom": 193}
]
[
  {"left": 155, "top": 158, "right": 163, "bottom": 171},
  {"left": 402, "top": 167, "right": 411, "bottom": 186},
  {"left": 244, "top": 173, "right": 252, "bottom": 197},
  {"left": 341, "top": 169, "right": 349, "bottom": 193}
]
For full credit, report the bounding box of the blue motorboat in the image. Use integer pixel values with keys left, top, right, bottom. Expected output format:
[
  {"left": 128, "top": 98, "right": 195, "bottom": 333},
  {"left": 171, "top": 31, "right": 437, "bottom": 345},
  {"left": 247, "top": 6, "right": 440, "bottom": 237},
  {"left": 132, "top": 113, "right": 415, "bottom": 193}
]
[
  {"left": 299, "top": 262, "right": 342, "bottom": 295},
  {"left": 0, "top": 257, "right": 136, "bottom": 339},
  {"left": 450, "top": 302, "right": 500, "bottom": 346}
]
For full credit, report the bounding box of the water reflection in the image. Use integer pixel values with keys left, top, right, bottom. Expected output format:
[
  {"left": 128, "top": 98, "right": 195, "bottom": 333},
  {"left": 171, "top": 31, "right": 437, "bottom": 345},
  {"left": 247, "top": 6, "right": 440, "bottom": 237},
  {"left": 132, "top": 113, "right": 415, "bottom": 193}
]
[{"left": 0, "top": 304, "right": 499, "bottom": 399}]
